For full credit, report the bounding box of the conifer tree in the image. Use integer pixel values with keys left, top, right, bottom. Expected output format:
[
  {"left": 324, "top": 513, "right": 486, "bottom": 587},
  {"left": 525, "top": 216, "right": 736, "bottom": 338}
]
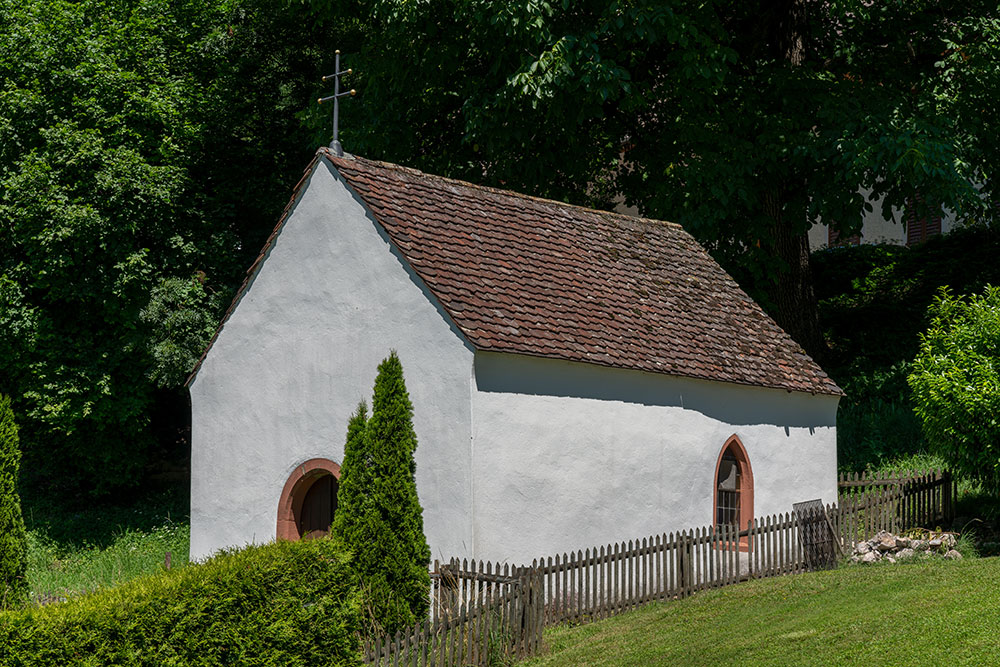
[
  {"left": 0, "top": 395, "right": 28, "bottom": 608},
  {"left": 332, "top": 401, "right": 371, "bottom": 557},
  {"left": 334, "top": 353, "right": 431, "bottom": 635}
]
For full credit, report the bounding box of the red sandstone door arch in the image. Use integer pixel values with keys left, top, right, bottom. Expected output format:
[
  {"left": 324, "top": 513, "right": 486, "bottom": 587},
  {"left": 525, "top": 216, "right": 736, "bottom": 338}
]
[
  {"left": 713, "top": 435, "right": 754, "bottom": 533},
  {"left": 277, "top": 458, "right": 341, "bottom": 541}
]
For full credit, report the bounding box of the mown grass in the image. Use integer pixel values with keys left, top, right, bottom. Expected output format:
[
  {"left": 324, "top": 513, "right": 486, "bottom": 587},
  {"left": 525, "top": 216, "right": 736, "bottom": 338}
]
[{"left": 521, "top": 557, "right": 1000, "bottom": 666}]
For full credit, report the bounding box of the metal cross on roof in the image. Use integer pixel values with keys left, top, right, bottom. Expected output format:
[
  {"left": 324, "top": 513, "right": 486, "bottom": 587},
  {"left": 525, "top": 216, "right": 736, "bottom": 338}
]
[{"left": 317, "top": 50, "right": 356, "bottom": 157}]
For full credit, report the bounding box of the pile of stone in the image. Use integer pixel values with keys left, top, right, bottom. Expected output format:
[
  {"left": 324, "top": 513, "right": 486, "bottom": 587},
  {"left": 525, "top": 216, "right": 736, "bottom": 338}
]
[{"left": 849, "top": 529, "right": 963, "bottom": 564}]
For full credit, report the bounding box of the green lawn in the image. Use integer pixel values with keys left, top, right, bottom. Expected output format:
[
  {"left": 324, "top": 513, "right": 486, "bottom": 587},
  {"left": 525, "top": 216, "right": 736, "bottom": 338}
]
[{"left": 521, "top": 557, "right": 1000, "bottom": 666}]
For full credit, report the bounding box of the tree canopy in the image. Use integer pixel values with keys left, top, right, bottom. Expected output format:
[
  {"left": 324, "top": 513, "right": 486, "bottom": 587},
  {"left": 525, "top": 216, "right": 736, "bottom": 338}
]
[
  {"left": 326, "top": 0, "right": 999, "bottom": 357},
  {"left": 0, "top": 0, "right": 353, "bottom": 495},
  {"left": 1, "top": 0, "right": 997, "bottom": 495}
]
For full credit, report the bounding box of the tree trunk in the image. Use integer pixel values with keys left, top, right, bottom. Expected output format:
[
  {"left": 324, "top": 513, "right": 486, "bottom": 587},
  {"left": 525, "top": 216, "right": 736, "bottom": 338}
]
[
  {"left": 763, "top": 190, "right": 826, "bottom": 361},
  {"left": 758, "top": 0, "right": 828, "bottom": 362}
]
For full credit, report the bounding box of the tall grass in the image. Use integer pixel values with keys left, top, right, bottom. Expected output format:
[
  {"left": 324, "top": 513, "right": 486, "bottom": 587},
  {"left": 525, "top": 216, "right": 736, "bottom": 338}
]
[
  {"left": 21, "top": 482, "right": 190, "bottom": 602},
  {"left": 26, "top": 521, "right": 189, "bottom": 601}
]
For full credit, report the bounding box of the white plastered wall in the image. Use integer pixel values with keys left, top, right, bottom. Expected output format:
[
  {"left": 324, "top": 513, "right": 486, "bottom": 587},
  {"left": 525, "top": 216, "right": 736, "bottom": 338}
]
[
  {"left": 470, "top": 352, "right": 839, "bottom": 565},
  {"left": 189, "top": 158, "right": 475, "bottom": 561}
]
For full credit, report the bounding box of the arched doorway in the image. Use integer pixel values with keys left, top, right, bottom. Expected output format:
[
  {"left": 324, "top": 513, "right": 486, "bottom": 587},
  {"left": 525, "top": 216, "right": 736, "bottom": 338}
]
[
  {"left": 277, "top": 458, "right": 341, "bottom": 541},
  {"left": 713, "top": 435, "right": 754, "bottom": 533}
]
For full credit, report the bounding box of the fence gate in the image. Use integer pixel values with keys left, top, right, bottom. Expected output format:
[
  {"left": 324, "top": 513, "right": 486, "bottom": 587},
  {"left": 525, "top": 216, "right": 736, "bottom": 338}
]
[{"left": 793, "top": 499, "right": 839, "bottom": 570}]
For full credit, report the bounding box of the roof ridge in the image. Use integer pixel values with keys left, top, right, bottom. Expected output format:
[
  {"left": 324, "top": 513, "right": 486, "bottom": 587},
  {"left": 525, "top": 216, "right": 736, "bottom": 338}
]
[
  {"left": 320, "top": 147, "right": 684, "bottom": 232},
  {"left": 188, "top": 148, "right": 841, "bottom": 395}
]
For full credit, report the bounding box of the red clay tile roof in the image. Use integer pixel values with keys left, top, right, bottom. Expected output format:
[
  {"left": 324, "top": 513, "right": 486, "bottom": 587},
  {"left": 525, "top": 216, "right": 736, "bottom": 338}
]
[
  {"left": 188, "top": 148, "right": 841, "bottom": 396},
  {"left": 327, "top": 150, "right": 841, "bottom": 396}
]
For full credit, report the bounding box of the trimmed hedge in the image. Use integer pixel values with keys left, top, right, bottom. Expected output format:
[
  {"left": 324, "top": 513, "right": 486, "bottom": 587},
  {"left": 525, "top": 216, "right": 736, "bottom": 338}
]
[{"left": 0, "top": 537, "right": 362, "bottom": 666}]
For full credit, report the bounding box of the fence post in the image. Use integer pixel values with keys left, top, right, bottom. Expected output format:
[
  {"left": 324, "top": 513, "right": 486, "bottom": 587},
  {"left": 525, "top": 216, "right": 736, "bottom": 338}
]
[
  {"left": 675, "top": 533, "right": 685, "bottom": 598},
  {"left": 943, "top": 469, "right": 954, "bottom": 526},
  {"left": 892, "top": 481, "right": 901, "bottom": 535},
  {"left": 683, "top": 532, "right": 694, "bottom": 596}
]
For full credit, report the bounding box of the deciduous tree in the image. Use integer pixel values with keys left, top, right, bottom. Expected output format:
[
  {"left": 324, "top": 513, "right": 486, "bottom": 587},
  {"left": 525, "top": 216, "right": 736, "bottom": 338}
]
[
  {"left": 318, "top": 0, "right": 999, "bottom": 358},
  {"left": 0, "top": 0, "right": 355, "bottom": 495}
]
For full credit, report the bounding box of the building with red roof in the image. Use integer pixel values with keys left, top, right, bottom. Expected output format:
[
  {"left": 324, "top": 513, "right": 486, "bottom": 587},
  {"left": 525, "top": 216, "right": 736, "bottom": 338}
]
[{"left": 187, "top": 148, "right": 841, "bottom": 564}]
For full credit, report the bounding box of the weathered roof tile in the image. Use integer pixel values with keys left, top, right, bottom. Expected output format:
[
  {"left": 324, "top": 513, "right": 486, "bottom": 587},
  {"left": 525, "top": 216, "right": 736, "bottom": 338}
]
[
  {"left": 329, "top": 150, "right": 841, "bottom": 396},
  {"left": 188, "top": 148, "right": 842, "bottom": 396}
]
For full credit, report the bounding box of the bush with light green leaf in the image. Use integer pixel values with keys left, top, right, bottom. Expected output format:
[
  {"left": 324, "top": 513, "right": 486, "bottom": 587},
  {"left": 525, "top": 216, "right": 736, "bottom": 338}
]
[
  {"left": 908, "top": 286, "right": 1000, "bottom": 493},
  {"left": 0, "top": 537, "right": 362, "bottom": 666}
]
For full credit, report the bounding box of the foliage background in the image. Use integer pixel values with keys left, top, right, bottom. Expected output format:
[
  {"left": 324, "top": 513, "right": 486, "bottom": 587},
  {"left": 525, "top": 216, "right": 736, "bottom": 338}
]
[
  {"left": 0, "top": 0, "right": 358, "bottom": 496},
  {"left": 812, "top": 227, "right": 1000, "bottom": 472},
  {"left": 0, "top": 0, "right": 997, "bottom": 498}
]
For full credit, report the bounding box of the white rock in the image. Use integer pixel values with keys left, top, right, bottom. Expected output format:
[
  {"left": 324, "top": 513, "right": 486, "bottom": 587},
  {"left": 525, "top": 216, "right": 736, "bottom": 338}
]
[
  {"left": 861, "top": 551, "right": 879, "bottom": 563},
  {"left": 856, "top": 541, "right": 872, "bottom": 555},
  {"left": 944, "top": 549, "right": 963, "bottom": 560},
  {"left": 877, "top": 535, "right": 896, "bottom": 552},
  {"left": 896, "top": 548, "right": 915, "bottom": 560}
]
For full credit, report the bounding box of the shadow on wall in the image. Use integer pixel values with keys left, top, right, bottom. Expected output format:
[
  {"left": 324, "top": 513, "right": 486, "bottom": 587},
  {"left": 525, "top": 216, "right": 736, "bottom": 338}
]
[{"left": 473, "top": 351, "right": 837, "bottom": 429}]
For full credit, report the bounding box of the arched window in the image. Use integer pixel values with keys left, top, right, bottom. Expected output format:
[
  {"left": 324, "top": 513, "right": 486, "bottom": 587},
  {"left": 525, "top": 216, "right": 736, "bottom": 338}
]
[
  {"left": 713, "top": 435, "right": 753, "bottom": 534},
  {"left": 277, "top": 458, "right": 341, "bottom": 541}
]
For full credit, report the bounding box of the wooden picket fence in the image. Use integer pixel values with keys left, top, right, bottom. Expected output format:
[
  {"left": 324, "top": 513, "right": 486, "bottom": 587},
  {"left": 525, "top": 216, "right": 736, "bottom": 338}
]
[
  {"left": 430, "top": 559, "right": 522, "bottom": 623},
  {"left": 837, "top": 469, "right": 953, "bottom": 543},
  {"left": 528, "top": 513, "right": 834, "bottom": 626},
  {"left": 364, "top": 469, "right": 955, "bottom": 666},
  {"left": 364, "top": 566, "right": 543, "bottom": 666},
  {"left": 365, "top": 507, "right": 833, "bottom": 666}
]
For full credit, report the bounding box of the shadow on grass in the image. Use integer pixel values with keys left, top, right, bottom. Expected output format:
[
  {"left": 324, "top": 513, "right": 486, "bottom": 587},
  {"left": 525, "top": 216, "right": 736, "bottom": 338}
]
[
  {"left": 953, "top": 487, "right": 1000, "bottom": 557},
  {"left": 21, "top": 479, "right": 189, "bottom": 551}
]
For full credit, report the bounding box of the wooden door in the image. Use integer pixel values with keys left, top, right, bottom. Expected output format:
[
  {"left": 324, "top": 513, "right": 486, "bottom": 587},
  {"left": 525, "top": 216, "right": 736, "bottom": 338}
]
[{"left": 299, "top": 474, "right": 337, "bottom": 539}]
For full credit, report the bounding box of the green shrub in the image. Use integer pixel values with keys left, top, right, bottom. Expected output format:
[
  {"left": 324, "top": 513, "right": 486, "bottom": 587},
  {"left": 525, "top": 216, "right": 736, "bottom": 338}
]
[
  {"left": 812, "top": 228, "right": 1000, "bottom": 472},
  {"left": 0, "top": 537, "right": 362, "bottom": 666},
  {"left": 334, "top": 352, "right": 431, "bottom": 636},
  {"left": 0, "top": 395, "right": 27, "bottom": 609},
  {"left": 908, "top": 286, "right": 1000, "bottom": 494}
]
